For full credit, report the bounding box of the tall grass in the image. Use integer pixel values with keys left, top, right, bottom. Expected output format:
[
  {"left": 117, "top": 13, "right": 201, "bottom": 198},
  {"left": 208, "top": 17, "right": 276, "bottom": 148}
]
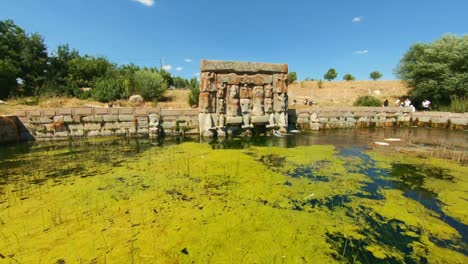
[{"left": 449, "top": 95, "right": 467, "bottom": 113}]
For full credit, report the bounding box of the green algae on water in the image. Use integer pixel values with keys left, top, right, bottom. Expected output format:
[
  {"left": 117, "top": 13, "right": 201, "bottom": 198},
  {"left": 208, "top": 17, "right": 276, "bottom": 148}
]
[{"left": 0, "top": 139, "right": 467, "bottom": 263}]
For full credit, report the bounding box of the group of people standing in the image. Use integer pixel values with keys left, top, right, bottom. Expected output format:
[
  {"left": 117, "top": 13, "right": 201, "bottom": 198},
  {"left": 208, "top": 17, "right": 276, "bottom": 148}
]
[{"left": 382, "top": 98, "right": 431, "bottom": 112}]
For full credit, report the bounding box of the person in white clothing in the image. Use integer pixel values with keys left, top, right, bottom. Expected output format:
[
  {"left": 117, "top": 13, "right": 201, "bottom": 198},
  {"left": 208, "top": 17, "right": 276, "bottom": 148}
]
[{"left": 422, "top": 99, "right": 431, "bottom": 111}]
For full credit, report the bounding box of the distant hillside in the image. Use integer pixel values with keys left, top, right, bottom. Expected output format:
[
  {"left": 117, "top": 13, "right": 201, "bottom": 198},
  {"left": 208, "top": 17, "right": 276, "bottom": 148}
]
[{"left": 288, "top": 80, "right": 409, "bottom": 107}]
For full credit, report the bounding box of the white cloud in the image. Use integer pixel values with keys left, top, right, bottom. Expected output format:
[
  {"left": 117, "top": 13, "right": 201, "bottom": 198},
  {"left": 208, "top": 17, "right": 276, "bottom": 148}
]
[
  {"left": 176, "top": 67, "right": 183, "bottom": 71},
  {"left": 184, "top": 58, "right": 192, "bottom": 63},
  {"left": 354, "top": 49, "right": 369, "bottom": 55},
  {"left": 132, "top": 0, "right": 154, "bottom": 7},
  {"left": 162, "top": 65, "right": 172, "bottom": 71},
  {"left": 352, "top": 16, "right": 363, "bottom": 23}
]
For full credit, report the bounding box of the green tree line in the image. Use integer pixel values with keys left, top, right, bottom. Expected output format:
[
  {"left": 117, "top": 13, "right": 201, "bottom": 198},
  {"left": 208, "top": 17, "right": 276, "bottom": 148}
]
[{"left": 0, "top": 19, "right": 199, "bottom": 103}]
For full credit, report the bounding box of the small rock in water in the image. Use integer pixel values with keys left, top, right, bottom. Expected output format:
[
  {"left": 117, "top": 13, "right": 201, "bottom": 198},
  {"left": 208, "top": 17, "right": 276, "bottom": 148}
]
[
  {"left": 374, "top": 142, "right": 390, "bottom": 146},
  {"left": 384, "top": 138, "right": 401, "bottom": 142},
  {"left": 180, "top": 248, "right": 189, "bottom": 255}
]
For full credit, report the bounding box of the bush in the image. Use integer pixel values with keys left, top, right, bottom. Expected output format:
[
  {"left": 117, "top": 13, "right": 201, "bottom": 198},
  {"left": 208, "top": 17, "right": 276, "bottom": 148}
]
[
  {"left": 287, "top": 72, "right": 297, "bottom": 83},
  {"left": 343, "top": 74, "right": 355, "bottom": 81},
  {"left": 92, "top": 78, "right": 124, "bottom": 102},
  {"left": 133, "top": 70, "right": 167, "bottom": 101},
  {"left": 449, "top": 96, "right": 467, "bottom": 113},
  {"left": 188, "top": 77, "right": 200, "bottom": 106},
  {"left": 353, "top": 96, "right": 382, "bottom": 107}
]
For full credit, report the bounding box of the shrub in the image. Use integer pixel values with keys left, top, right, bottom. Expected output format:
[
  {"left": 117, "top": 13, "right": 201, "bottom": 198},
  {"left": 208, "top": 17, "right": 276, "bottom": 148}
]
[
  {"left": 317, "top": 79, "right": 323, "bottom": 88},
  {"left": 353, "top": 95, "right": 382, "bottom": 107},
  {"left": 188, "top": 77, "right": 200, "bottom": 106},
  {"left": 343, "top": 74, "right": 355, "bottom": 81},
  {"left": 287, "top": 72, "right": 297, "bottom": 83},
  {"left": 92, "top": 78, "right": 124, "bottom": 102},
  {"left": 133, "top": 70, "right": 167, "bottom": 101},
  {"left": 449, "top": 96, "right": 467, "bottom": 113}
]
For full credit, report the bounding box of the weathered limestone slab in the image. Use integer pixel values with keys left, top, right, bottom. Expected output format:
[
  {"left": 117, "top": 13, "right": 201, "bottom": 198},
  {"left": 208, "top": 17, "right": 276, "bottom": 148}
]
[
  {"left": 82, "top": 116, "right": 103, "bottom": 123},
  {"left": 103, "top": 115, "right": 119, "bottom": 122},
  {"left": 30, "top": 117, "right": 53, "bottom": 124},
  {"left": 43, "top": 110, "right": 56, "bottom": 117},
  {"left": 119, "top": 115, "right": 135, "bottom": 122},
  {"left": 94, "top": 108, "right": 109, "bottom": 115},
  {"left": 119, "top": 108, "right": 134, "bottom": 115},
  {"left": 201, "top": 60, "right": 288, "bottom": 74},
  {"left": 83, "top": 123, "right": 101, "bottom": 131},
  {"left": 252, "top": 115, "right": 269, "bottom": 124},
  {"left": 226, "top": 116, "right": 243, "bottom": 125},
  {"left": 56, "top": 109, "right": 72, "bottom": 115},
  {"left": 73, "top": 108, "right": 92, "bottom": 115}
]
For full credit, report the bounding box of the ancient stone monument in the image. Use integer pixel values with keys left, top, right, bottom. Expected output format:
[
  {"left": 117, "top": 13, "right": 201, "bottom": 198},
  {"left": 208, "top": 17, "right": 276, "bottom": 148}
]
[{"left": 198, "top": 60, "right": 289, "bottom": 137}]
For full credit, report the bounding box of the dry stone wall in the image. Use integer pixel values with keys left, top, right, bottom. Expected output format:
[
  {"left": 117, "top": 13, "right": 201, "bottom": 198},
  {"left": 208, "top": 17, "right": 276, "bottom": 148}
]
[
  {"left": 198, "top": 60, "right": 289, "bottom": 137},
  {"left": 290, "top": 107, "right": 468, "bottom": 130},
  {"left": 13, "top": 107, "right": 199, "bottom": 141}
]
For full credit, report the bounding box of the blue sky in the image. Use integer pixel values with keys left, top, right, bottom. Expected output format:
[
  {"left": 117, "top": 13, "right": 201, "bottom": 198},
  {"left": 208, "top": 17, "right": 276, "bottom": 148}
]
[{"left": 1, "top": 0, "right": 467, "bottom": 80}]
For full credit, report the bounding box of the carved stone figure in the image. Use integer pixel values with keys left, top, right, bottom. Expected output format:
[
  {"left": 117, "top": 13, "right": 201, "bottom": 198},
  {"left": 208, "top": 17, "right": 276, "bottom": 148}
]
[
  {"left": 228, "top": 85, "right": 239, "bottom": 99},
  {"left": 240, "top": 99, "right": 251, "bottom": 114},
  {"left": 273, "top": 73, "right": 287, "bottom": 93},
  {"left": 264, "top": 98, "right": 273, "bottom": 113},
  {"left": 217, "top": 82, "right": 227, "bottom": 98},
  {"left": 217, "top": 98, "right": 226, "bottom": 114},
  {"left": 273, "top": 93, "right": 286, "bottom": 113},
  {"left": 226, "top": 99, "right": 240, "bottom": 117},
  {"left": 264, "top": 84, "right": 273, "bottom": 98},
  {"left": 252, "top": 86, "right": 264, "bottom": 116},
  {"left": 240, "top": 83, "right": 250, "bottom": 99},
  {"left": 201, "top": 72, "right": 216, "bottom": 92}
]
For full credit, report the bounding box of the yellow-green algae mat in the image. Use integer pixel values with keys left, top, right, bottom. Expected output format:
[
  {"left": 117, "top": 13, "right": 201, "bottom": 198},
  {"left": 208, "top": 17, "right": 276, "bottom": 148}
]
[{"left": 0, "top": 141, "right": 467, "bottom": 263}]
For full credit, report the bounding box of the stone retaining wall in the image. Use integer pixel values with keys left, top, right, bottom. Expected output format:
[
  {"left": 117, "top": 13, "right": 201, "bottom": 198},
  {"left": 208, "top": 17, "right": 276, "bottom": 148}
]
[
  {"left": 289, "top": 107, "right": 467, "bottom": 130},
  {"left": 1, "top": 107, "right": 466, "bottom": 143},
  {"left": 13, "top": 107, "right": 199, "bottom": 141}
]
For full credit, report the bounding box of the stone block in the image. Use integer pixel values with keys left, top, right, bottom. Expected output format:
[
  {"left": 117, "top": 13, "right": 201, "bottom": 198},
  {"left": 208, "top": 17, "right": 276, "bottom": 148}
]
[
  {"left": 100, "top": 130, "right": 114, "bottom": 137},
  {"left": 82, "top": 116, "right": 103, "bottom": 123},
  {"left": 119, "top": 108, "right": 134, "bottom": 115},
  {"left": 103, "top": 122, "right": 119, "bottom": 130},
  {"left": 450, "top": 118, "right": 467, "bottom": 126},
  {"left": 119, "top": 115, "right": 135, "bottom": 122},
  {"left": 54, "top": 131, "right": 69, "bottom": 137},
  {"left": 68, "top": 124, "right": 84, "bottom": 131},
  {"left": 73, "top": 108, "right": 92, "bottom": 115},
  {"left": 63, "top": 115, "right": 74, "bottom": 123},
  {"left": 70, "top": 130, "right": 84, "bottom": 137},
  {"left": 109, "top": 108, "right": 119, "bottom": 115},
  {"left": 310, "top": 123, "right": 320, "bottom": 131},
  {"left": 149, "top": 114, "right": 160, "bottom": 123},
  {"left": 103, "top": 115, "right": 119, "bottom": 122},
  {"left": 134, "top": 108, "right": 148, "bottom": 116},
  {"left": 226, "top": 116, "right": 243, "bottom": 125},
  {"left": 56, "top": 108, "right": 72, "bottom": 115},
  {"left": 201, "top": 60, "right": 288, "bottom": 74},
  {"left": 30, "top": 117, "right": 52, "bottom": 124},
  {"left": 87, "top": 130, "right": 101, "bottom": 137},
  {"left": 43, "top": 110, "right": 56, "bottom": 117},
  {"left": 53, "top": 115, "right": 64, "bottom": 123},
  {"left": 27, "top": 111, "right": 41, "bottom": 117},
  {"left": 162, "top": 121, "right": 176, "bottom": 129},
  {"left": 94, "top": 108, "right": 109, "bottom": 115},
  {"left": 137, "top": 128, "right": 149, "bottom": 135},
  {"left": 83, "top": 123, "right": 101, "bottom": 131},
  {"left": 118, "top": 122, "right": 135, "bottom": 129},
  {"left": 252, "top": 115, "right": 269, "bottom": 124},
  {"left": 137, "top": 121, "right": 149, "bottom": 128}
]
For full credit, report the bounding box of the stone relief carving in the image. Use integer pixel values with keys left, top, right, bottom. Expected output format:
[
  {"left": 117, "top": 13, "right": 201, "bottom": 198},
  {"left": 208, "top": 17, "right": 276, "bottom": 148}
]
[{"left": 199, "top": 60, "right": 288, "bottom": 136}]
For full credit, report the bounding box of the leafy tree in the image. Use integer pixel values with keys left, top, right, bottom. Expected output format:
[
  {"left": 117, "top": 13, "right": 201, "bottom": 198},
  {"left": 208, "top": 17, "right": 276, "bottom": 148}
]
[
  {"left": 67, "top": 55, "right": 116, "bottom": 89},
  {"left": 343, "top": 74, "right": 355, "bottom": 81},
  {"left": 188, "top": 77, "right": 200, "bottom": 106},
  {"left": 118, "top": 63, "right": 140, "bottom": 97},
  {"left": 40, "top": 44, "right": 80, "bottom": 96},
  {"left": 0, "top": 19, "right": 48, "bottom": 96},
  {"left": 324, "top": 68, "right": 337, "bottom": 81},
  {"left": 173, "top": 76, "right": 189, "bottom": 89},
  {"left": 370, "top": 71, "right": 382, "bottom": 81},
  {"left": 133, "top": 70, "right": 167, "bottom": 101},
  {"left": 353, "top": 95, "right": 382, "bottom": 107},
  {"left": 396, "top": 34, "right": 468, "bottom": 107},
  {"left": 92, "top": 78, "right": 124, "bottom": 102},
  {"left": 287, "top": 72, "right": 297, "bottom": 83}
]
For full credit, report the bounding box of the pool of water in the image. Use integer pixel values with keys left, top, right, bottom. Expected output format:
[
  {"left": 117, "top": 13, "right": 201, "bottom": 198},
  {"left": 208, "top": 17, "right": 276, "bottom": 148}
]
[{"left": 0, "top": 128, "right": 467, "bottom": 263}]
